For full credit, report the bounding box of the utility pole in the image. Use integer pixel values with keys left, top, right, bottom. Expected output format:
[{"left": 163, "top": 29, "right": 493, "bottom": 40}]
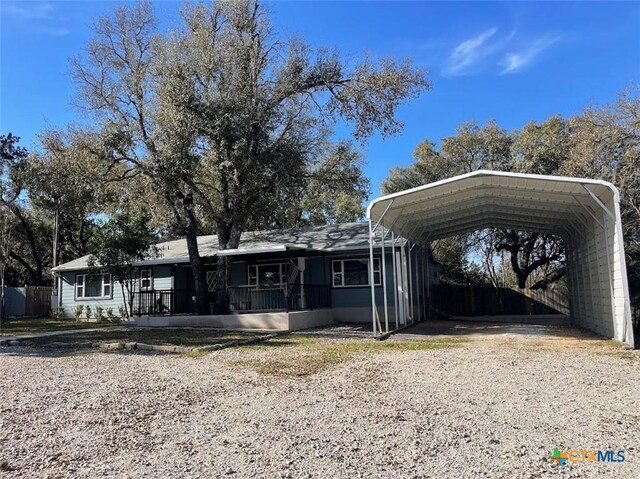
[{"left": 52, "top": 199, "right": 60, "bottom": 311}]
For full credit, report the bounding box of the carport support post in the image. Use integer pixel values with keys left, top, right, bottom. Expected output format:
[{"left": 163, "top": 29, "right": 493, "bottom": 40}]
[
  {"left": 392, "top": 232, "right": 398, "bottom": 330},
  {"left": 422, "top": 249, "right": 428, "bottom": 320},
  {"left": 368, "top": 219, "right": 377, "bottom": 336},
  {"left": 408, "top": 242, "right": 414, "bottom": 323},
  {"left": 381, "top": 226, "right": 389, "bottom": 333}
]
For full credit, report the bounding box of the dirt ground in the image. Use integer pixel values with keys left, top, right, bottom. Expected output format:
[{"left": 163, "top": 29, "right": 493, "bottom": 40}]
[{"left": 0, "top": 321, "right": 638, "bottom": 478}]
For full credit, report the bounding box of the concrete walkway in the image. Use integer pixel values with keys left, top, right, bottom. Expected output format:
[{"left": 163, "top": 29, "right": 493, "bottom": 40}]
[{"left": 0, "top": 327, "right": 119, "bottom": 343}]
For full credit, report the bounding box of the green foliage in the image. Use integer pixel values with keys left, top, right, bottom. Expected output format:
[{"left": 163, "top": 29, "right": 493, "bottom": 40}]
[
  {"left": 85, "top": 305, "right": 92, "bottom": 320},
  {"left": 118, "top": 305, "right": 125, "bottom": 318},
  {"left": 258, "top": 141, "right": 371, "bottom": 228},
  {"left": 382, "top": 89, "right": 640, "bottom": 292},
  {"left": 73, "top": 305, "right": 84, "bottom": 320},
  {"left": 431, "top": 236, "right": 491, "bottom": 286},
  {"left": 94, "top": 306, "right": 104, "bottom": 321},
  {"left": 105, "top": 307, "right": 114, "bottom": 320},
  {"left": 89, "top": 212, "right": 157, "bottom": 318},
  {"left": 511, "top": 115, "right": 569, "bottom": 175},
  {"left": 51, "top": 307, "right": 65, "bottom": 320},
  {"left": 89, "top": 213, "right": 157, "bottom": 274}
]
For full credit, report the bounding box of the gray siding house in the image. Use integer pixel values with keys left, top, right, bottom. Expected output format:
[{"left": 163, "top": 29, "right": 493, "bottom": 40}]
[{"left": 52, "top": 223, "right": 439, "bottom": 330}]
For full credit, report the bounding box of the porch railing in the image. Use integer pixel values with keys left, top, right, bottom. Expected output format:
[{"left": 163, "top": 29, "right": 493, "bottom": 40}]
[
  {"left": 133, "top": 289, "right": 197, "bottom": 316},
  {"left": 133, "top": 284, "right": 331, "bottom": 316},
  {"left": 228, "top": 284, "right": 330, "bottom": 312}
]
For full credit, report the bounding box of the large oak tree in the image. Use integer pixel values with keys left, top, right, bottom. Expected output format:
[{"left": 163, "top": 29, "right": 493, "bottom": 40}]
[{"left": 72, "top": 0, "right": 429, "bottom": 313}]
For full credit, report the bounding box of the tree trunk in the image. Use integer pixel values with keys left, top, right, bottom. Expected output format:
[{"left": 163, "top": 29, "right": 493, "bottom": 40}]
[
  {"left": 183, "top": 193, "right": 209, "bottom": 315},
  {"left": 120, "top": 280, "right": 131, "bottom": 319},
  {"left": 215, "top": 220, "right": 242, "bottom": 314}
]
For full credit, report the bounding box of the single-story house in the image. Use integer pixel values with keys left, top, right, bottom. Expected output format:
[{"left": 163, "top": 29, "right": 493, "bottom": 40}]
[{"left": 51, "top": 222, "right": 440, "bottom": 330}]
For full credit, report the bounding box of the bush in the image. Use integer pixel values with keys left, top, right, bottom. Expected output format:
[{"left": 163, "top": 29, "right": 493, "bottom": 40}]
[
  {"left": 118, "top": 304, "right": 126, "bottom": 319},
  {"left": 51, "top": 307, "right": 65, "bottom": 320},
  {"left": 85, "top": 305, "right": 92, "bottom": 320},
  {"left": 73, "top": 305, "right": 84, "bottom": 321},
  {"left": 105, "top": 307, "right": 114, "bottom": 320},
  {"left": 95, "top": 306, "right": 104, "bottom": 321}
]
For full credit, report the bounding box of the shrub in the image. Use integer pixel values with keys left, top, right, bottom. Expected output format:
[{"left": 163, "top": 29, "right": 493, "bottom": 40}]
[
  {"left": 51, "top": 307, "right": 65, "bottom": 320},
  {"left": 118, "top": 304, "right": 126, "bottom": 318},
  {"left": 105, "top": 307, "right": 114, "bottom": 320},
  {"left": 95, "top": 306, "right": 104, "bottom": 321},
  {"left": 73, "top": 305, "right": 84, "bottom": 320},
  {"left": 85, "top": 305, "right": 92, "bottom": 320}
]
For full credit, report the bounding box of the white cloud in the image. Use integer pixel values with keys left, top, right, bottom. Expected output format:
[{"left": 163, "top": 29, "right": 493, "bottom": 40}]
[
  {"left": 1, "top": 1, "right": 69, "bottom": 37},
  {"left": 444, "top": 27, "right": 498, "bottom": 76},
  {"left": 2, "top": 1, "right": 54, "bottom": 20},
  {"left": 38, "top": 26, "right": 70, "bottom": 37},
  {"left": 500, "top": 35, "right": 563, "bottom": 75}
]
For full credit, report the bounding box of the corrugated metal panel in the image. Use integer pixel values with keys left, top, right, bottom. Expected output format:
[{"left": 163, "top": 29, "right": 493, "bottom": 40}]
[{"left": 367, "top": 170, "right": 634, "bottom": 346}]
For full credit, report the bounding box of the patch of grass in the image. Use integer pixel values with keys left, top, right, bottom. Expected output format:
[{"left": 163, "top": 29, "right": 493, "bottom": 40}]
[
  {"left": 0, "top": 316, "right": 114, "bottom": 337},
  {"left": 234, "top": 336, "right": 468, "bottom": 377},
  {"left": 237, "top": 333, "right": 318, "bottom": 351},
  {"left": 181, "top": 349, "right": 208, "bottom": 359}
]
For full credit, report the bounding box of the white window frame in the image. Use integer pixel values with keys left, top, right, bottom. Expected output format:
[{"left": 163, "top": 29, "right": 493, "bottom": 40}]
[
  {"left": 75, "top": 273, "right": 112, "bottom": 300},
  {"left": 332, "top": 257, "right": 382, "bottom": 288},
  {"left": 247, "top": 263, "right": 286, "bottom": 288},
  {"left": 140, "top": 269, "right": 153, "bottom": 291}
]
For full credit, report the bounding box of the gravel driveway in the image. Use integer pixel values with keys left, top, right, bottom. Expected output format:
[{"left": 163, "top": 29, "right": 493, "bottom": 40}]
[{"left": 0, "top": 324, "right": 638, "bottom": 479}]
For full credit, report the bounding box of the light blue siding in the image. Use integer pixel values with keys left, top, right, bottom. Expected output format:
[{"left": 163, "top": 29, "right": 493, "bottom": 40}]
[
  {"left": 230, "top": 262, "right": 246, "bottom": 286},
  {"left": 60, "top": 271, "right": 128, "bottom": 319},
  {"left": 152, "top": 265, "right": 173, "bottom": 290},
  {"left": 307, "top": 257, "right": 325, "bottom": 285},
  {"left": 60, "top": 265, "right": 174, "bottom": 319}
]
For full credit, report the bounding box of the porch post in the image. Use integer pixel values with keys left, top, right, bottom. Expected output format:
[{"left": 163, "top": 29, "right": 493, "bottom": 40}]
[
  {"left": 368, "top": 219, "right": 377, "bottom": 336},
  {"left": 298, "top": 257, "right": 306, "bottom": 309}
]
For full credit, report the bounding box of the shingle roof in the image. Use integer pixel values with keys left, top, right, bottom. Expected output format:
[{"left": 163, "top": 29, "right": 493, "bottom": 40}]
[{"left": 52, "top": 222, "right": 373, "bottom": 272}]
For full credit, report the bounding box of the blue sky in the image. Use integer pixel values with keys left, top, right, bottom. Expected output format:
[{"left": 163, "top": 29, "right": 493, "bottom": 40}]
[{"left": 1, "top": 1, "right": 639, "bottom": 196}]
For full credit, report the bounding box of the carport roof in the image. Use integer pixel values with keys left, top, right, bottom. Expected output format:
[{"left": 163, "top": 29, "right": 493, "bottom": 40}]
[{"left": 366, "top": 170, "right": 619, "bottom": 244}]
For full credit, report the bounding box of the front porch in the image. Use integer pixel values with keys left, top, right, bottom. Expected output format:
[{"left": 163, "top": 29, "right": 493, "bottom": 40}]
[{"left": 131, "top": 308, "right": 334, "bottom": 331}]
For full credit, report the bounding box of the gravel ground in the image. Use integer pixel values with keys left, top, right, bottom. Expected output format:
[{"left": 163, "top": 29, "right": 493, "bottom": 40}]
[{"left": 0, "top": 325, "right": 638, "bottom": 479}]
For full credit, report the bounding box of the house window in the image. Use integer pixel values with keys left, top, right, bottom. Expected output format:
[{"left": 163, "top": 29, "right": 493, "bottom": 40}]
[
  {"left": 76, "top": 273, "right": 112, "bottom": 299},
  {"left": 332, "top": 258, "right": 381, "bottom": 287},
  {"left": 247, "top": 263, "right": 285, "bottom": 288},
  {"left": 140, "top": 269, "right": 152, "bottom": 291}
]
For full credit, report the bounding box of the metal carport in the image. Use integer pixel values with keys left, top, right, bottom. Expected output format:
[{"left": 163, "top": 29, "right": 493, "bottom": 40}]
[{"left": 366, "top": 170, "right": 634, "bottom": 347}]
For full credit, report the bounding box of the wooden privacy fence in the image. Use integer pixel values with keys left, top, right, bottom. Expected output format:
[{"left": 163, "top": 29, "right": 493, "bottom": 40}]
[
  {"left": 431, "top": 283, "right": 569, "bottom": 317},
  {"left": 24, "top": 286, "right": 53, "bottom": 317}
]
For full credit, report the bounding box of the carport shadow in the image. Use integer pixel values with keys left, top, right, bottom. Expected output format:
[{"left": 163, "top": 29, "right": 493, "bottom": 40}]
[
  {"left": 296, "top": 320, "right": 604, "bottom": 342},
  {"left": 397, "top": 319, "right": 604, "bottom": 341}
]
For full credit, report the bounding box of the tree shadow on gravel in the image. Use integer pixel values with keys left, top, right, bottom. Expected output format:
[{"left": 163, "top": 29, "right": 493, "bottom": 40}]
[{"left": 0, "top": 346, "right": 177, "bottom": 358}]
